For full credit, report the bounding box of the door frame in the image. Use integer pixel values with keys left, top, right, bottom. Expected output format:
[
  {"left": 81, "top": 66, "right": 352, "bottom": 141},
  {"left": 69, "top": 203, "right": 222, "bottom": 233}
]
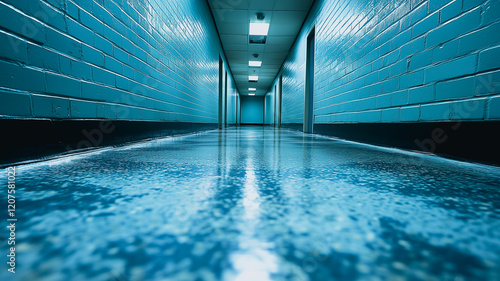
[
  {"left": 278, "top": 75, "right": 283, "bottom": 128},
  {"left": 218, "top": 55, "right": 223, "bottom": 129},
  {"left": 304, "top": 27, "right": 315, "bottom": 134},
  {"left": 224, "top": 71, "right": 228, "bottom": 127}
]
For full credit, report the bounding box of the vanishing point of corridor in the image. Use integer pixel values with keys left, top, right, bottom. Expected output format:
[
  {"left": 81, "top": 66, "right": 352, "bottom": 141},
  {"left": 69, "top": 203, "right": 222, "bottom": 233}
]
[{"left": 2, "top": 127, "right": 499, "bottom": 281}]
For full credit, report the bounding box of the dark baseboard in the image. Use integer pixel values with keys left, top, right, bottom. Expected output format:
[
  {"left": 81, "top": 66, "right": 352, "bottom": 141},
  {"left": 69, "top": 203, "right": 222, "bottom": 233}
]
[
  {"left": 3, "top": 119, "right": 498, "bottom": 167},
  {"left": 0, "top": 119, "right": 218, "bottom": 167},
  {"left": 310, "top": 122, "right": 500, "bottom": 166},
  {"left": 281, "top": 123, "right": 303, "bottom": 132},
  {"left": 240, "top": 123, "right": 264, "bottom": 126}
]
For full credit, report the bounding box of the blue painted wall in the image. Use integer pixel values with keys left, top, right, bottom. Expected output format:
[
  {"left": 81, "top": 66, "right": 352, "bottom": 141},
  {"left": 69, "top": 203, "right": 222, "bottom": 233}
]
[
  {"left": 265, "top": 91, "right": 275, "bottom": 125},
  {"left": 226, "top": 74, "right": 239, "bottom": 125},
  {"left": 269, "top": 0, "right": 500, "bottom": 125},
  {"left": 0, "top": 0, "right": 238, "bottom": 124},
  {"left": 241, "top": 96, "right": 264, "bottom": 124}
]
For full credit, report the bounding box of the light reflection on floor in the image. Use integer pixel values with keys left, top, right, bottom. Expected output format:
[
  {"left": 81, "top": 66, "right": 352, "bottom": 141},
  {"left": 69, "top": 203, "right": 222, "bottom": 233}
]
[{"left": 1, "top": 127, "right": 500, "bottom": 281}]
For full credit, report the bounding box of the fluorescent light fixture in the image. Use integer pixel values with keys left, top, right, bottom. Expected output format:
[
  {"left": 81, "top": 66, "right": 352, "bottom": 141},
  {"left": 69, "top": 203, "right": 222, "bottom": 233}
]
[
  {"left": 249, "top": 61, "right": 262, "bottom": 67},
  {"left": 249, "top": 75, "right": 259, "bottom": 81},
  {"left": 249, "top": 88, "right": 256, "bottom": 91},
  {"left": 249, "top": 23, "right": 269, "bottom": 36},
  {"left": 249, "top": 93, "right": 256, "bottom": 96}
]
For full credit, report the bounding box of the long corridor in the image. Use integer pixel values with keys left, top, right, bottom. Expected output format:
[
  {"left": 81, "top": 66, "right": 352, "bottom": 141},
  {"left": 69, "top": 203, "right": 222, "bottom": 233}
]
[{"left": 3, "top": 127, "right": 500, "bottom": 281}]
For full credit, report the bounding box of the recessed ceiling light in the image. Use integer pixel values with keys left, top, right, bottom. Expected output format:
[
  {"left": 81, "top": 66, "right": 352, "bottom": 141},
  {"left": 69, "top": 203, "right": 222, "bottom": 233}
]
[
  {"left": 249, "top": 61, "right": 262, "bottom": 67},
  {"left": 249, "top": 75, "right": 258, "bottom": 81},
  {"left": 249, "top": 93, "right": 256, "bottom": 96},
  {"left": 249, "top": 88, "right": 257, "bottom": 91},
  {"left": 249, "top": 23, "right": 269, "bottom": 36}
]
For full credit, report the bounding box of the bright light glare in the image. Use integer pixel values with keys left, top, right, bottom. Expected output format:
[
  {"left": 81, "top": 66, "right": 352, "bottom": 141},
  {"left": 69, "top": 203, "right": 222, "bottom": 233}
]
[
  {"left": 249, "top": 23, "right": 270, "bottom": 36},
  {"left": 249, "top": 76, "right": 259, "bottom": 81},
  {"left": 249, "top": 61, "right": 262, "bottom": 67},
  {"left": 249, "top": 88, "right": 256, "bottom": 91},
  {"left": 249, "top": 93, "right": 256, "bottom": 96}
]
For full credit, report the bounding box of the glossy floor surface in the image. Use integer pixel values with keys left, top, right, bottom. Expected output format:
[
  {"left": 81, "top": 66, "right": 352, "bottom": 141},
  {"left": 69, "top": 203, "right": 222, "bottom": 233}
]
[{"left": 2, "top": 127, "right": 500, "bottom": 281}]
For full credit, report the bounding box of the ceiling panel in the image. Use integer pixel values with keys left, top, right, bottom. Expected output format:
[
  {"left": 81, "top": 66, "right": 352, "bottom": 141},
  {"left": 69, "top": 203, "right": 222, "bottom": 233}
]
[
  {"left": 248, "top": 69, "right": 262, "bottom": 74},
  {"left": 228, "top": 60, "right": 248, "bottom": 67},
  {"left": 220, "top": 34, "right": 248, "bottom": 45},
  {"left": 258, "top": 67, "right": 280, "bottom": 73},
  {"left": 212, "top": 10, "right": 248, "bottom": 23},
  {"left": 271, "top": 11, "right": 309, "bottom": 24},
  {"left": 259, "top": 57, "right": 287, "bottom": 64},
  {"left": 274, "top": 0, "right": 315, "bottom": 11},
  {"left": 230, "top": 64, "right": 250, "bottom": 70},
  {"left": 248, "top": 9, "right": 274, "bottom": 23},
  {"left": 207, "top": 0, "right": 250, "bottom": 10},
  {"left": 265, "top": 35, "right": 296, "bottom": 45},
  {"left": 249, "top": 0, "right": 275, "bottom": 10},
  {"left": 268, "top": 23, "right": 303, "bottom": 36},
  {"left": 225, "top": 51, "right": 247, "bottom": 59},
  {"left": 262, "top": 52, "right": 289, "bottom": 60},
  {"left": 259, "top": 63, "right": 282, "bottom": 69},
  {"left": 224, "top": 44, "right": 248, "bottom": 51},
  {"left": 209, "top": 0, "right": 314, "bottom": 95},
  {"left": 247, "top": 44, "right": 266, "bottom": 53},
  {"left": 233, "top": 71, "right": 248, "bottom": 76},
  {"left": 234, "top": 74, "right": 248, "bottom": 78},
  {"left": 217, "top": 23, "right": 248, "bottom": 35},
  {"left": 265, "top": 44, "right": 291, "bottom": 52}
]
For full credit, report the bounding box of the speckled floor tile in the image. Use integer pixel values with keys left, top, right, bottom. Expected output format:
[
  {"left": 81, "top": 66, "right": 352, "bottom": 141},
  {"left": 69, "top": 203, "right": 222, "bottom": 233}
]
[{"left": 1, "top": 127, "right": 499, "bottom": 281}]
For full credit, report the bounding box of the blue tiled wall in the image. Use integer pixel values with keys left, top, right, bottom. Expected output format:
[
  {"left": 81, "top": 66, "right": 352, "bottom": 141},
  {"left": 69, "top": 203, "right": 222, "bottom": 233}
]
[
  {"left": 270, "top": 0, "right": 500, "bottom": 125},
  {"left": 0, "top": 0, "right": 238, "bottom": 124}
]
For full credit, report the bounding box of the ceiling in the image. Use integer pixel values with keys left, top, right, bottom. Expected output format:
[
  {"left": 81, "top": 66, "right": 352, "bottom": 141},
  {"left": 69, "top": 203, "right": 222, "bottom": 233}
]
[{"left": 208, "top": 0, "right": 314, "bottom": 96}]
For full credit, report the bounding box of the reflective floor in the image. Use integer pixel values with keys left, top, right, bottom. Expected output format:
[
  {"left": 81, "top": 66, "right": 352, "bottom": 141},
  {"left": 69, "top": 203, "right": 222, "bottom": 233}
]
[{"left": 2, "top": 127, "right": 500, "bottom": 281}]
